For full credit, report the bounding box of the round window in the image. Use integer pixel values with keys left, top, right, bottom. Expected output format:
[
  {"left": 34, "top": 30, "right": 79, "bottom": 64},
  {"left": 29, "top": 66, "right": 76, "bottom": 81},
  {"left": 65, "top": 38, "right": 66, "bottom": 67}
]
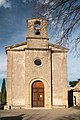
[{"left": 34, "top": 59, "right": 41, "bottom": 66}]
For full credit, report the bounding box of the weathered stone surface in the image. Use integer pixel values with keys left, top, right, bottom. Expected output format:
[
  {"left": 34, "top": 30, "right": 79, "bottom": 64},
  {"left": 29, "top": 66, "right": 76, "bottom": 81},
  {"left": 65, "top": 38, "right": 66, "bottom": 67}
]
[{"left": 6, "top": 18, "right": 68, "bottom": 109}]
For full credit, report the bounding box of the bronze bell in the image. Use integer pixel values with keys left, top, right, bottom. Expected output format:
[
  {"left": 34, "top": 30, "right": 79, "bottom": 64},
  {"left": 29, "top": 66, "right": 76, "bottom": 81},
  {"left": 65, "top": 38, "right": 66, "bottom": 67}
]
[{"left": 34, "top": 27, "right": 40, "bottom": 35}]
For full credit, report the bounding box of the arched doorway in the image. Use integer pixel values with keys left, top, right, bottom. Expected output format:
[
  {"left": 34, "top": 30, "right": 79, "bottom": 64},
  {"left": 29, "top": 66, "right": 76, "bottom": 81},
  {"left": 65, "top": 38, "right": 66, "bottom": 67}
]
[{"left": 32, "top": 81, "right": 44, "bottom": 107}]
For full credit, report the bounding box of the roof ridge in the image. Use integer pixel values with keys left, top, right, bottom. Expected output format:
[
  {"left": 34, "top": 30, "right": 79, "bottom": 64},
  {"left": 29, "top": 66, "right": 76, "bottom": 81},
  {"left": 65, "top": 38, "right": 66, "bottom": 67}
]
[
  {"left": 49, "top": 42, "right": 68, "bottom": 50},
  {"left": 5, "top": 41, "right": 27, "bottom": 49}
]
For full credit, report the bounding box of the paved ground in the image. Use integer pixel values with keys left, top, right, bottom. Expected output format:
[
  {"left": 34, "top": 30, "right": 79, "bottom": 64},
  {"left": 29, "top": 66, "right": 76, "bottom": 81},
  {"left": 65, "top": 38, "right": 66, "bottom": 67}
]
[{"left": 0, "top": 108, "right": 80, "bottom": 120}]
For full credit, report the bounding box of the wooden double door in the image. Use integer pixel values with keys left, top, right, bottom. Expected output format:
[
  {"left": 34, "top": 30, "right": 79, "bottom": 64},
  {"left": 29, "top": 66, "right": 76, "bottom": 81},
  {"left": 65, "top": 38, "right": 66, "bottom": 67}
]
[{"left": 32, "top": 81, "right": 44, "bottom": 107}]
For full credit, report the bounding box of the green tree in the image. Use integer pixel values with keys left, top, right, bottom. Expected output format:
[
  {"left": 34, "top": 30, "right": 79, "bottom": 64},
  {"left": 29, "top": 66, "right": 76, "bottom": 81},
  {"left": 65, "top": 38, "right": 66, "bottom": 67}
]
[
  {"left": 1, "top": 78, "right": 6, "bottom": 108},
  {"left": 69, "top": 81, "right": 78, "bottom": 87}
]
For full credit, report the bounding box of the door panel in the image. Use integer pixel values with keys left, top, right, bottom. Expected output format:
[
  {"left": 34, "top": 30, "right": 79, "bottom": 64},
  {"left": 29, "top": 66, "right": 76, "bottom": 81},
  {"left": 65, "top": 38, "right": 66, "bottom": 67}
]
[
  {"left": 38, "top": 91, "right": 44, "bottom": 107},
  {"left": 33, "top": 89, "right": 38, "bottom": 107},
  {"left": 32, "top": 81, "right": 44, "bottom": 107}
]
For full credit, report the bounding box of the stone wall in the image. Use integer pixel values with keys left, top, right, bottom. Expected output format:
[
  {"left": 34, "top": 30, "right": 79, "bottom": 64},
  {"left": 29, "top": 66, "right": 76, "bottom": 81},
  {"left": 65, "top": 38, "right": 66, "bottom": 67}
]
[
  {"left": 52, "top": 51, "right": 68, "bottom": 108},
  {"left": 7, "top": 51, "right": 25, "bottom": 108},
  {"left": 12, "top": 51, "right": 25, "bottom": 106},
  {"left": 25, "top": 49, "right": 51, "bottom": 108}
]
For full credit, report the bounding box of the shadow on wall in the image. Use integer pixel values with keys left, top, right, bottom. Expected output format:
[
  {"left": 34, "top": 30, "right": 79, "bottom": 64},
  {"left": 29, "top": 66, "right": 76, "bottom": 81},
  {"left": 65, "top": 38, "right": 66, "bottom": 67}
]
[{"left": 0, "top": 114, "right": 24, "bottom": 120}]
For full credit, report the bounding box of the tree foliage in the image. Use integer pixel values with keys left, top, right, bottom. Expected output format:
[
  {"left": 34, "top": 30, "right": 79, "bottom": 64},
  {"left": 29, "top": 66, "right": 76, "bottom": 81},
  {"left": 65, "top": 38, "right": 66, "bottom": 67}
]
[
  {"left": 33, "top": 0, "right": 80, "bottom": 52},
  {"left": 69, "top": 81, "right": 78, "bottom": 87},
  {"left": 1, "top": 78, "right": 6, "bottom": 107},
  {"left": 0, "top": 92, "right": 1, "bottom": 104}
]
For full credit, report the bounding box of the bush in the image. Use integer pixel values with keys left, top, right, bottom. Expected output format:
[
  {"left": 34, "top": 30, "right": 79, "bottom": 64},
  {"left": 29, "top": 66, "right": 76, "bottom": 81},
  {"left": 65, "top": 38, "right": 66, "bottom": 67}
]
[{"left": 69, "top": 81, "right": 78, "bottom": 87}]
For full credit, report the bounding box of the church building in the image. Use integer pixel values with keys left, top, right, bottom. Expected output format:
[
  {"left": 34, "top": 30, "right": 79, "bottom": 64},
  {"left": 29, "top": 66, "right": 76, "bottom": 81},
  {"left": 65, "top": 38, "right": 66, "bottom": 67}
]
[{"left": 6, "top": 18, "right": 68, "bottom": 109}]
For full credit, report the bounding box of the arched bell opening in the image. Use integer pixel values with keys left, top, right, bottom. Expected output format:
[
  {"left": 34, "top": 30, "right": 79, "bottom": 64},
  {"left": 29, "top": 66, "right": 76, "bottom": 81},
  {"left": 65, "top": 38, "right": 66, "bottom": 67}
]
[{"left": 34, "top": 21, "right": 41, "bottom": 35}]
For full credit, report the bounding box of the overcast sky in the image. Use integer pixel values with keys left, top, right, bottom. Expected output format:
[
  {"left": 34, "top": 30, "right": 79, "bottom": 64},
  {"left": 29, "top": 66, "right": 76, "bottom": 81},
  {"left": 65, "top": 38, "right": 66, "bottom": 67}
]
[{"left": 0, "top": 0, "right": 80, "bottom": 90}]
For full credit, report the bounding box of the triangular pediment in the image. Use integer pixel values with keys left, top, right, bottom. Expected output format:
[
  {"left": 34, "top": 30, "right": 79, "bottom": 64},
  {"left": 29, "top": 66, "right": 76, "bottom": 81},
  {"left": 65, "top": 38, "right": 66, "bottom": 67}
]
[{"left": 5, "top": 41, "right": 68, "bottom": 53}]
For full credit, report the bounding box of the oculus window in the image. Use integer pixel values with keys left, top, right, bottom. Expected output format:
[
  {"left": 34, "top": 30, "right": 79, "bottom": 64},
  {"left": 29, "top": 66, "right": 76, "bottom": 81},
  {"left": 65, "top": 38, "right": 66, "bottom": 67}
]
[{"left": 34, "top": 59, "right": 41, "bottom": 66}]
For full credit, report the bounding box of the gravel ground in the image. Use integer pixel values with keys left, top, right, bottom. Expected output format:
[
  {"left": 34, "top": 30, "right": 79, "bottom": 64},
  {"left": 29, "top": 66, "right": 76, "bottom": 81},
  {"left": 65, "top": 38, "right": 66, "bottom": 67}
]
[{"left": 0, "top": 108, "right": 80, "bottom": 120}]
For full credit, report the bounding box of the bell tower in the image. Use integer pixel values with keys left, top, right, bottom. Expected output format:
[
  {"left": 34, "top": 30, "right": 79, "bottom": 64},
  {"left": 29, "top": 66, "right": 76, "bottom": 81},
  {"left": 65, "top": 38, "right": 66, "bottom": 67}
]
[{"left": 26, "top": 18, "right": 48, "bottom": 48}]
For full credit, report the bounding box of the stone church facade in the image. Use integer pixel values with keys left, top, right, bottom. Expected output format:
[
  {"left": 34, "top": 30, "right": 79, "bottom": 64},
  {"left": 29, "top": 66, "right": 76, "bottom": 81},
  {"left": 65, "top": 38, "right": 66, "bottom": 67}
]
[{"left": 6, "top": 18, "right": 68, "bottom": 109}]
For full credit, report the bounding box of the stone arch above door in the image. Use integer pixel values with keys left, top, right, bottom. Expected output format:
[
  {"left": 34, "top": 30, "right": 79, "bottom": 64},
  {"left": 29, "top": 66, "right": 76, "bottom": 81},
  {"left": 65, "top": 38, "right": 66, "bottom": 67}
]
[{"left": 26, "top": 78, "right": 51, "bottom": 109}]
